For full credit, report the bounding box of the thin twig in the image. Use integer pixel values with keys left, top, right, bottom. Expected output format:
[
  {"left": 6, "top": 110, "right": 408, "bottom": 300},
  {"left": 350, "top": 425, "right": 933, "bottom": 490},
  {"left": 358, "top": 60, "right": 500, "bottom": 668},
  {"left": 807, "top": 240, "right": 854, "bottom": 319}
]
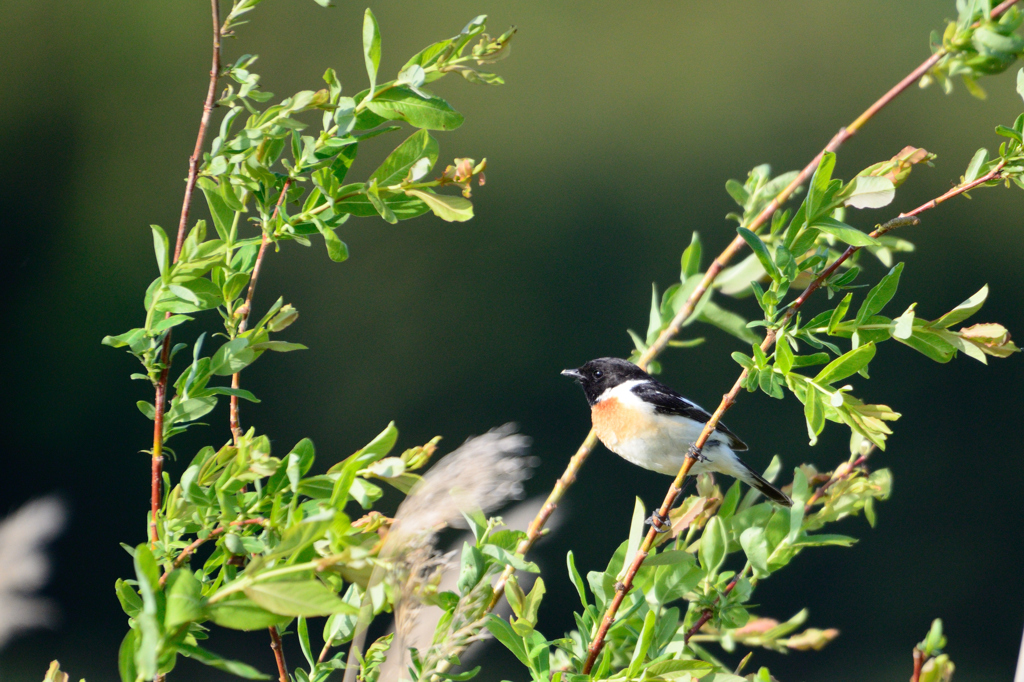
[
  {"left": 581, "top": 161, "right": 1007, "bottom": 673},
  {"left": 269, "top": 625, "right": 289, "bottom": 682},
  {"left": 683, "top": 571, "right": 745, "bottom": 644},
  {"left": 229, "top": 178, "right": 293, "bottom": 443},
  {"left": 158, "top": 518, "right": 266, "bottom": 586},
  {"left": 804, "top": 453, "right": 871, "bottom": 513},
  {"left": 149, "top": 0, "right": 222, "bottom": 548},
  {"left": 486, "top": 1, "right": 1020, "bottom": 602}
]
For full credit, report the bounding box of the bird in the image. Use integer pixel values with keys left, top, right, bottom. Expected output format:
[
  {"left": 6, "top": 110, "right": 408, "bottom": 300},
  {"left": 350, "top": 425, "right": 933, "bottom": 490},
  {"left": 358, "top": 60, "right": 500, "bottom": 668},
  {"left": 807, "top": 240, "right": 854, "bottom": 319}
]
[{"left": 561, "top": 357, "right": 792, "bottom": 513}]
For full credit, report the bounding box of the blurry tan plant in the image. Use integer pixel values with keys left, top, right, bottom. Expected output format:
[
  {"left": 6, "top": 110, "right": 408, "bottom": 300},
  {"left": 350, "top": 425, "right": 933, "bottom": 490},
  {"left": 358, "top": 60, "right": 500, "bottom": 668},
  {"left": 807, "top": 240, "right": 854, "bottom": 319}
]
[
  {"left": 0, "top": 496, "right": 66, "bottom": 650},
  {"left": 344, "top": 424, "right": 534, "bottom": 682}
]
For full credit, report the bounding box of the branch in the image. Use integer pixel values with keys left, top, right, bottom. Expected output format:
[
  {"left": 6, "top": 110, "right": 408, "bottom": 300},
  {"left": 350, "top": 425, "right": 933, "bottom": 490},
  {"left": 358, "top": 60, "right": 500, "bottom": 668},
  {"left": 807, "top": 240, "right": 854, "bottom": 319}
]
[
  {"left": 488, "top": 0, "right": 1018, "bottom": 602},
  {"left": 269, "top": 625, "right": 289, "bottom": 682},
  {"left": 149, "top": 0, "right": 222, "bottom": 547},
  {"left": 229, "top": 178, "right": 293, "bottom": 443},
  {"left": 581, "top": 161, "right": 1008, "bottom": 673},
  {"left": 803, "top": 453, "right": 871, "bottom": 513},
  {"left": 158, "top": 518, "right": 266, "bottom": 586}
]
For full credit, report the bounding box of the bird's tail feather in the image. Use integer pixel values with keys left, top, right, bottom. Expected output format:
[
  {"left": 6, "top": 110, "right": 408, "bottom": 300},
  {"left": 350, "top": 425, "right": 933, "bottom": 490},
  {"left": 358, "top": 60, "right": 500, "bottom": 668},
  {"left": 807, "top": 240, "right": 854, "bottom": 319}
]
[{"left": 738, "top": 460, "right": 792, "bottom": 507}]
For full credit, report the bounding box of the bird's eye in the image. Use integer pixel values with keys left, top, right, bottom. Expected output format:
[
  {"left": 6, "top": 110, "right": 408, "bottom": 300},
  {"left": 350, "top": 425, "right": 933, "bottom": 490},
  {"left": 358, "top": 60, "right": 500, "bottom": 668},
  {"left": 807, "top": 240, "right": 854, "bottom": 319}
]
[{"left": 593, "top": 370, "right": 603, "bottom": 378}]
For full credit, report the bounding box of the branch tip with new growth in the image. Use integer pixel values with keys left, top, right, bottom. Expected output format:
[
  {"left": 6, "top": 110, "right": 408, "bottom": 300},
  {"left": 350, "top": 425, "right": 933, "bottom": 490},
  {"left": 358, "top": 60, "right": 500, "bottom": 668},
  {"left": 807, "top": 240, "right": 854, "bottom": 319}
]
[
  {"left": 229, "top": 178, "right": 293, "bottom": 443},
  {"left": 149, "top": 0, "right": 222, "bottom": 548}
]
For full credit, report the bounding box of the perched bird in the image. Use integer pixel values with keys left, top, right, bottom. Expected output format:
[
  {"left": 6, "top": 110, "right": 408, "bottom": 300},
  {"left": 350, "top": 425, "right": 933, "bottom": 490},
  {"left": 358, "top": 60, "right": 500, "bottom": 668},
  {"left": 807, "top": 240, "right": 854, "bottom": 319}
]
[{"left": 562, "top": 357, "right": 792, "bottom": 509}]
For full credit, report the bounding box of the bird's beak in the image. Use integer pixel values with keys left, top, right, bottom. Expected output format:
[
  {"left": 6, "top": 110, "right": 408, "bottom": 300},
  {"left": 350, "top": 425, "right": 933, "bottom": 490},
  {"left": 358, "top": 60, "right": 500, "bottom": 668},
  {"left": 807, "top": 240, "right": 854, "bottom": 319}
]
[{"left": 561, "top": 368, "right": 583, "bottom": 381}]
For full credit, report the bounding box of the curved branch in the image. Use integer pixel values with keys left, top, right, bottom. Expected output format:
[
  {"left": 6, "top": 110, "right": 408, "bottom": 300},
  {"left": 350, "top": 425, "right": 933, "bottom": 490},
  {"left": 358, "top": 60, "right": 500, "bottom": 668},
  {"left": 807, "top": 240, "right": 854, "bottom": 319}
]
[{"left": 149, "top": 0, "right": 222, "bottom": 547}]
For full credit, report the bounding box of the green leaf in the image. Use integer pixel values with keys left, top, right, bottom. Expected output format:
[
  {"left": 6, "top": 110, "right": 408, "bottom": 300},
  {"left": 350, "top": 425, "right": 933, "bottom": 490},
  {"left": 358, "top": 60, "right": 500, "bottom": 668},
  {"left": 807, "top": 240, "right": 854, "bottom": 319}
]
[
  {"left": 740, "top": 527, "right": 770, "bottom": 579},
  {"left": 699, "top": 516, "right": 727, "bottom": 575},
  {"left": 367, "top": 189, "right": 398, "bottom": 223},
  {"left": 480, "top": 544, "right": 540, "bottom": 573},
  {"left": 933, "top": 285, "right": 988, "bottom": 328},
  {"left": 893, "top": 305, "right": 915, "bottom": 340},
  {"left": 404, "top": 189, "right": 473, "bottom": 222},
  {"left": 207, "top": 595, "right": 291, "bottom": 630},
  {"left": 792, "top": 352, "right": 831, "bottom": 367},
  {"left": 152, "top": 225, "right": 170, "bottom": 278},
  {"left": 737, "top": 227, "right": 782, "bottom": 282},
  {"left": 792, "top": 533, "right": 857, "bottom": 547},
  {"left": 198, "top": 177, "right": 236, "bottom": 241},
  {"left": 855, "top": 262, "right": 904, "bottom": 324},
  {"left": 699, "top": 302, "right": 759, "bottom": 344},
  {"left": 646, "top": 659, "right": 715, "bottom": 680},
  {"left": 897, "top": 329, "right": 957, "bottom": 363},
  {"left": 165, "top": 570, "right": 203, "bottom": 628},
  {"left": 249, "top": 341, "right": 308, "bottom": 352},
  {"left": 811, "top": 217, "right": 880, "bottom": 247},
  {"left": 297, "top": 617, "right": 314, "bottom": 670},
  {"left": 245, "top": 580, "right": 357, "bottom": 617},
  {"left": 775, "top": 339, "right": 794, "bottom": 374},
  {"left": 645, "top": 284, "right": 662, "bottom": 345},
  {"left": 366, "top": 88, "right": 465, "bottom": 131},
  {"left": 362, "top": 9, "right": 381, "bottom": 96},
  {"left": 841, "top": 175, "right": 895, "bottom": 209},
  {"left": 369, "top": 130, "right": 439, "bottom": 188},
  {"left": 807, "top": 152, "right": 836, "bottom": 216},
  {"left": 828, "top": 293, "right": 853, "bottom": 334},
  {"left": 333, "top": 192, "right": 430, "bottom": 220},
  {"left": 964, "top": 147, "right": 989, "bottom": 183},
  {"left": 323, "top": 586, "right": 361, "bottom": 646},
  {"left": 566, "top": 551, "right": 589, "bottom": 609},
  {"left": 620, "top": 498, "right": 646, "bottom": 580},
  {"left": 356, "top": 422, "right": 398, "bottom": 465},
  {"left": 115, "top": 579, "right": 144, "bottom": 618},
  {"left": 1017, "top": 68, "right": 1024, "bottom": 103},
  {"left": 457, "top": 542, "right": 486, "bottom": 593},
  {"left": 652, "top": 560, "right": 702, "bottom": 604},
  {"left": 804, "top": 389, "right": 824, "bottom": 445},
  {"left": 521, "top": 577, "right": 546, "bottom": 625},
  {"left": 269, "top": 517, "right": 332, "bottom": 559},
  {"left": 813, "top": 343, "right": 876, "bottom": 385},
  {"left": 211, "top": 338, "right": 256, "bottom": 376},
  {"left": 177, "top": 643, "right": 271, "bottom": 679},
  {"left": 118, "top": 629, "right": 138, "bottom": 682},
  {"left": 681, "top": 232, "right": 702, "bottom": 281},
  {"left": 626, "top": 610, "right": 657, "bottom": 679},
  {"left": 315, "top": 221, "right": 349, "bottom": 262},
  {"left": 486, "top": 615, "right": 530, "bottom": 666}
]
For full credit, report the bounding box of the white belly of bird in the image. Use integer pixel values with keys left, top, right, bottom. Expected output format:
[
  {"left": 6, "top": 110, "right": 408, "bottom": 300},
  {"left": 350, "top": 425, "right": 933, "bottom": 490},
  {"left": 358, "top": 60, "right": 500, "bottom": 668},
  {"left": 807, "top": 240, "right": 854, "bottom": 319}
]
[{"left": 593, "top": 382, "right": 747, "bottom": 479}]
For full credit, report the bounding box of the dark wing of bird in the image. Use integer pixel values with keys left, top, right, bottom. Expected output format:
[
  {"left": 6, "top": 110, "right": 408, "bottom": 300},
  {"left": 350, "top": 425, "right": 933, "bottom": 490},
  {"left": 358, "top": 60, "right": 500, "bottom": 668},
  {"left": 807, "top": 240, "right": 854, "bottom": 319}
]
[{"left": 631, "top": 381, "right": 748, "bottom": 450}]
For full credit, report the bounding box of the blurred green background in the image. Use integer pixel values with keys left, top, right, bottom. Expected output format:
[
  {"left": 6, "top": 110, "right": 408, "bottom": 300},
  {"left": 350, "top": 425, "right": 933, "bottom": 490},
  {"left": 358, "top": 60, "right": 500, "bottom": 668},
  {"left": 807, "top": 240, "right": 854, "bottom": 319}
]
[{"left": 2, "top": 1, "right": 1022, "bottom": 680}]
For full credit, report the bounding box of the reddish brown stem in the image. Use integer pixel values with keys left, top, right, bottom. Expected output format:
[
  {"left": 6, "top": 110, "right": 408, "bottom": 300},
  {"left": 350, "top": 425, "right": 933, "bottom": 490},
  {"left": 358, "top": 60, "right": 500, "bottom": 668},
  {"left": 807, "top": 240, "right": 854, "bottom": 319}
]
[
  {"left": 149, "top": 0, "right": 222, "bottom": 548},
  {"left": 804, "top": 454, "right": 870, "bottom": 513},
  {"left": 176, "top": 0, "right": 223, "bottom": 260},
  {"left": 158, "top": 518, "right": 266, "bottom": 586},
  {"left": 911, "top": 647, "right": 926, "bottom": 682},
  {"left": 581, "top": 161, "right": 1007, "bottom": 673},
  {"left": 269, "top": 625, "right": 288, "bottom": 682},
  {"left": 229, "top": 178, "right": 292, "bottom": 443},
  {"left": 488, "top": 1, "right": 1021, "bottom": 606},
  {"left": 683, "top": 575, "right": 741, "bottom": 643}
]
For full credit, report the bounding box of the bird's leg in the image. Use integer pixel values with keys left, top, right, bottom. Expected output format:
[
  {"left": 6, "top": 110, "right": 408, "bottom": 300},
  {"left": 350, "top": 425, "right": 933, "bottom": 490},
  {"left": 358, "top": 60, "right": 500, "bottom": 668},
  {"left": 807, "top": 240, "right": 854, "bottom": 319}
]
[
  {"left": 687, "top": 444, "right": 708, "bottom": 463},
  {"left": 645, "top": 509, "right": 672, "bottom": 533}
]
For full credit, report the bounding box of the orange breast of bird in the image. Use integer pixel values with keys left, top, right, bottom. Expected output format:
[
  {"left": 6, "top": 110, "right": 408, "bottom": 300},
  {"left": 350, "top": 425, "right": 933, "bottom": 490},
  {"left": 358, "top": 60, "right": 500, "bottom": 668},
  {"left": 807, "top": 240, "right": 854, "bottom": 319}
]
[{"left": 591, "top": 397, "right": 648, "bottom": 449}]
